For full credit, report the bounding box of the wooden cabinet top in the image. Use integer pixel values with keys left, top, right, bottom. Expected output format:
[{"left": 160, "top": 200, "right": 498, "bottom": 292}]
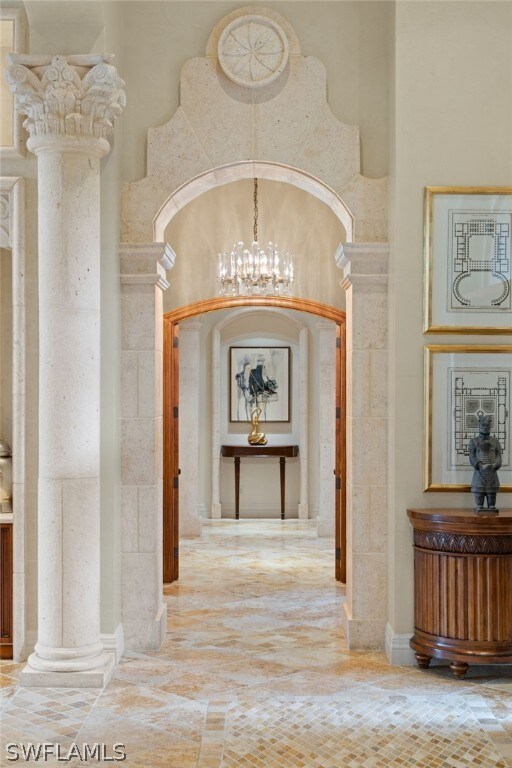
[
  {"left": 221, "top": 445, "right": 299, "bottom": 458},
  {"left": 408, "top": 508, "right": 512, "bottom": 535}
]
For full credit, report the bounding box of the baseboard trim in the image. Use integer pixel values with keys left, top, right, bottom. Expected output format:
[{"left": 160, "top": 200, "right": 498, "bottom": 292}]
[
  {"left": 100, "top": 623, "right": 125, "bottom": 664},
  {"left": 385, "top": 622, "right": 416, "bottom": 666}
]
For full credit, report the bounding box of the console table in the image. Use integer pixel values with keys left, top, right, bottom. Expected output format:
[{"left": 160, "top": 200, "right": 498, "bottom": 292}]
[
  {"left": 221, "top": 445, "right": 299, "bottom": 520},
  {"left": 407, "top": 508, "right": 512, "bottom": 678}
]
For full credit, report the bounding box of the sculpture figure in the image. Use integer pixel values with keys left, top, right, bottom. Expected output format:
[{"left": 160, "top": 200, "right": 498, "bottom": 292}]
[
  {"left": 468, "top": 413, "right": 502, "bottom": 512},
  {"left": 248, "top": 407, "right": 268, "bottom": 445}
]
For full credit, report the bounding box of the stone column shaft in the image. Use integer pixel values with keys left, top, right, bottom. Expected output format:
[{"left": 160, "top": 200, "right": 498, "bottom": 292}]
[
  {"left": 316, "top": 320, "right": 336, "bottom": 536},
  {"left": 7, "top": 54, "right": 125, "bottom": 686},
  {"left": 338, "top": 242, "right": 389, "bottom": 650},
  {"left": 119, "top": 242, "right": 174, "bottom": 651},
  {"left": 179, "top": 319, "right": 202, "bottom": 537}
]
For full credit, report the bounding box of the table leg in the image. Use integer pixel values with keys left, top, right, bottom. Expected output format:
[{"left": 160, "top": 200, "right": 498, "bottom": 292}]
[
  {"left": 234, "top": 457, "right": 240, "bottom": 520},
  {"left": 280, "top": 457, "right": 286, "bottom": 520}
]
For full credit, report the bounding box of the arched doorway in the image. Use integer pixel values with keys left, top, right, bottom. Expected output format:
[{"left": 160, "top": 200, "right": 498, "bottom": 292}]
[{"left": 163, "top": 296, "right": 346, "bottom": 585}]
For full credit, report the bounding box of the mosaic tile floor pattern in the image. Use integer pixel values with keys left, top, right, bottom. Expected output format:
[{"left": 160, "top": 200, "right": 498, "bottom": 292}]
[{"left": 2, "top": 520, "right": 512, "bottom": 767}]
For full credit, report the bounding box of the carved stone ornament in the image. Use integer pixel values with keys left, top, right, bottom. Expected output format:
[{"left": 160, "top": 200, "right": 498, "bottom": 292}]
[
  {"left": 6, "top": 54, "right": 126, "bottom": 140},
  {"left": 0, "top": 193, "right": 11, "bottom": 249},
  {"left": 218, "top": 15, "right": 289, "bottom": 89}
]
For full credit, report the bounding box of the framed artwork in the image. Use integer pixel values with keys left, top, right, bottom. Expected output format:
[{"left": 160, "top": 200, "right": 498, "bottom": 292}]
[
  {"left": 230, "top": 346, "right": 290, "bottom": 422},
  {"left": 424, "top": 345, "right": 512, "bottom": 492},
  {"left": 424, "top": 187, "right": 512, "bottom": 334}
]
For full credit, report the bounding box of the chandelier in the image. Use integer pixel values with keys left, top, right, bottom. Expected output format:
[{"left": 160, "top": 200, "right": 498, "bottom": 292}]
[{"left": 217, "top": 178, "right": 294, "bottom": 296}]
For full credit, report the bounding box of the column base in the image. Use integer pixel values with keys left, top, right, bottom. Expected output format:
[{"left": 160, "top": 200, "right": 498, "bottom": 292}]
[
  {"left": 123, "top": 603, "right": 167, "bottom": 651},
  {"left": 20, "top": 652, "right": 115, "bottom": 689},
  {"left": 211, "top": 502, "right": 222, "bottom": 519},
  {"left": 341, "top": 602, "right": 386, "bottom": 650},
  {"left": 298, "top": 503, "right": 309, "bottom": 520}
]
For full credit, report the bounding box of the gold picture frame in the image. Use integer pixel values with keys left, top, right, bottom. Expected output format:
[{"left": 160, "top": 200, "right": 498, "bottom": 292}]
[
  {"left": 424, "top": 186, "right": 512, "bottom": 334},
  {"left": 424, "top": 344, "right": 512, "bottom": 492}
]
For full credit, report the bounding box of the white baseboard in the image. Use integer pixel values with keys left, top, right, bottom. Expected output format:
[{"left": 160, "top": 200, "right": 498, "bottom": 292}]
[
  {"left": 385, "top": 622, "right": 416, "bottom": 666},
  {"left": 199, "top": 503, "right": 208, "bottom": 518},
  {"left": 100, "top": 623, "right": 125, "bottom": 664}
]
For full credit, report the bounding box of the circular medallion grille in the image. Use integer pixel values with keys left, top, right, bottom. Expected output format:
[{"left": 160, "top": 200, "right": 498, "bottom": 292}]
[{"left": 218, "top": 15, "right": 289, "bottom": 89}]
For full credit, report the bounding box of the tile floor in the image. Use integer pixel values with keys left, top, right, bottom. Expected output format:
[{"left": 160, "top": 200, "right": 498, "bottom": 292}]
[{"left": 2, "top": 519, "right": 512, "bottom": 767}]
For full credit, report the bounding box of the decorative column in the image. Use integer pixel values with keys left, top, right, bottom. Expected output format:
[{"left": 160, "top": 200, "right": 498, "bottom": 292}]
[
  {"left": 119, "top": 243, "right": 174, "bottom": 650},
  {"left": 298, "top": 327, "right": 309, "bottom": 520},
  {"left": 337, "top": 243, "right": 389, "bottom": 649},
  {"left": 7, "top": 55, "right": 125, "bottom": 686},
  {"left": 316, "top": 320, "right": 336, "bottom": 536},
  {"left": 179, "top": 319, "right": 202, "bottom": 536}
]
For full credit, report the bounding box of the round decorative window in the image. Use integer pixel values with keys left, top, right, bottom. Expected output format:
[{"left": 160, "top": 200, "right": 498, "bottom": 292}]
[{"left": 218, "top": 15, "right": 289, "bottom": 89}]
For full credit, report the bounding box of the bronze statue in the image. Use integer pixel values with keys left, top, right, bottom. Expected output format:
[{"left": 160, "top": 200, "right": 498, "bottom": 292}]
[
  {"left": 468, "top": 413, "right": 502, "bottom": 513},
  {"left": 248, "top": 407, "right": 268, "bottom": 445}
]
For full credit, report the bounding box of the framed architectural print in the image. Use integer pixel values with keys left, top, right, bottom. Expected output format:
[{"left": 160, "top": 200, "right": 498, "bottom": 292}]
[
  {"left": 424, "top": 345, "right": 512, "bottom": 492},
  {"left": 424, "top": 187, "right": 512, "bottom": 334},
  {"left": 230, "top": 346, "right": 290, "bottom": 422}
]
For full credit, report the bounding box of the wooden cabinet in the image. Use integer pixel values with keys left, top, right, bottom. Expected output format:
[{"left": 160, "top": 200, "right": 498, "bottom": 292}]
[
  {"left": 0, "top": 521, "right": 13, "bottom": 659},
  {"left": 407, "top": 508, "right": 512, "bottom": 679}
]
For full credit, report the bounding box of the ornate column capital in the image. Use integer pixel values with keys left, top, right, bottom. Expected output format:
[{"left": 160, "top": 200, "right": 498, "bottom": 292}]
[
  {"left": 336, "top": 242, "right": 389, "bottom": 293},
  {"left": 6, "top": 53, "right": 125, "bottom": 154}
]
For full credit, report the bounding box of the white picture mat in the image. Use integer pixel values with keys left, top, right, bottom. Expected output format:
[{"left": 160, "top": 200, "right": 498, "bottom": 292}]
[
  {"left": 431, "top": 351, "right": 512, "bottom": 488},
  {"left": 430, "top": 193, "right": 512, "bottom": 330},
  {"left": 230, "top": 346, "right": 290, "bottom": 422}
]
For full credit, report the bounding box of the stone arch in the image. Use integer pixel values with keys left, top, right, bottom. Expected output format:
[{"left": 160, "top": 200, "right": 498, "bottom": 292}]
[
  {"left": 153, "top": 162, "right": 355, "bottom": 244},
  {"left": 121, "top": 6, "right": 387, "bottom": 246},
  {"left": 119, "top": 5, "right": 390, "bottom": 654}
]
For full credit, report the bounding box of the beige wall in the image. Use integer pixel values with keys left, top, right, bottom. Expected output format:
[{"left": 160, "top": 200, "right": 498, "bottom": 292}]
[{"left": 390, "top": 0, "right": 512, "bottom": 635}]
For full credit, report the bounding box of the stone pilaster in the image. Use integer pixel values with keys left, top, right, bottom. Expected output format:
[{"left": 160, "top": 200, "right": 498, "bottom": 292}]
[
  {"left": 297, "top": 327, "right": 309, "bottom": 520},
  {"left": 316, "top": 320, "right": 336, "bottom": 536},
  {"left": 7, "top": 54, "right": 125, "bottom": 687},
  {"left": 179, "top": 319, "right": 202, "bottom": 537},
  {"left": 119, "top": 242, "right": 174, "bottom": 650},
  {"left": 338, "top": 242, "right": 389, "bottom": 649}
]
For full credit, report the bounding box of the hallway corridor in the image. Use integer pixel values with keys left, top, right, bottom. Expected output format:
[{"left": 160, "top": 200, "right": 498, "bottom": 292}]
[{"left": 2, "top": 520, "right": 512, "bottom": 767}]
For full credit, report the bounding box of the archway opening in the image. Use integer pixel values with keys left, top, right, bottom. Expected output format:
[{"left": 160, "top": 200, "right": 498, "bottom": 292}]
[{"left": 162, "top": 296, "right": 346, "bottom": 587}]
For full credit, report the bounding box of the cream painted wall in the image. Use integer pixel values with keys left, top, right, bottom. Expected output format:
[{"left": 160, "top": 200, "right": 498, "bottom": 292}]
[
  {"left": 163, "top": 179, "right": 345, "bottom": 312},
  {"left": 390, "top": 1, "right": 512, "bottom": 636}
]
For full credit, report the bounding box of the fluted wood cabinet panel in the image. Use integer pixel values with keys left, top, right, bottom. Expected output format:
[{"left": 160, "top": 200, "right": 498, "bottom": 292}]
[
  {"left": 0, "top": 522, "right": 13, "bottom": 660},
  {"left": 408, "top": 509, "right": 512, "bottom": 677}
]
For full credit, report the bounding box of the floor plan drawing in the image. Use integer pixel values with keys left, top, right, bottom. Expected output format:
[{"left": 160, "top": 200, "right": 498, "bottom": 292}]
[
  {"left": 449, "top": 210, "right": 511, "bottom": 311},
  {"left": 450, "top": 369, "right": 510, "bottom": 468}
]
